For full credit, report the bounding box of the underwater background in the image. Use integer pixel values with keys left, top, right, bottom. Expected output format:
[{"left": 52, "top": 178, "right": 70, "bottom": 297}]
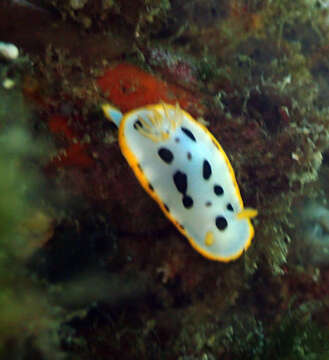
[{"left": 0, "top": 0, "right": 329, "bottom": 359}]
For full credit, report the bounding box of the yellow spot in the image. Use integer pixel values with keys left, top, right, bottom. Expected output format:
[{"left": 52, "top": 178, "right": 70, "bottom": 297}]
[
  {"left": 236, "top": 208, "right": 258, "bottom": 220},
  {"left": 204, "top": 231, "right": 214, "bottom": 246}
]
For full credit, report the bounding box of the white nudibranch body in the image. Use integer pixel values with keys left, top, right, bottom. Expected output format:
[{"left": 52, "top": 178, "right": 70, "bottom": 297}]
[{"left": 102, "top": 103, "right": 257, "bottom": 262}]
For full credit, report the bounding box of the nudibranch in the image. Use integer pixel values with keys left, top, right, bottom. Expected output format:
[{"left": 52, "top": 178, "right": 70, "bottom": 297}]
[{"left": 102, "top": 102, "right": 257, "bottom": 262}]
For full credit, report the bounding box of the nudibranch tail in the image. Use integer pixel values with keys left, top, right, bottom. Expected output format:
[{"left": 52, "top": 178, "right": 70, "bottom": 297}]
[
  {"left": 102, "top": 104, "right": 123, "bottom": 127},
  {"left": 236, "top": 208, "right": 258, "bottom": 220}
]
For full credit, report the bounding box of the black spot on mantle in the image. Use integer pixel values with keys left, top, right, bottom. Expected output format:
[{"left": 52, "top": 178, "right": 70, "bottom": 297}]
[
  {"left": 182, "top": 195, "right": 193, "bottom": 209},
  {"left": 214, "top": 185, "right": 224, "bottom": 196},
  {"left": 216, "top": 216, "right": 227, "bottom": 231},
  {"left": 173, "top": 171, "right": 187, "bottom": 194},
  {"left": 181, "top": 127, "right": 196, "bottom": 142},
  {"left": 158, "top": 147, "right": 174, "bottom": 164},
  {"left": 203, "top": 160, "right": 212, "bottom": 180}
]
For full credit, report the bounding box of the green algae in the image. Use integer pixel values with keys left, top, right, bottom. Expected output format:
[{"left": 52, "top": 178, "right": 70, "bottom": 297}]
[
  {"left": 0, "top": 60, "right": 66, "bottom": 358},
  {"left": 36, "top": 0, "right": 171, "bottom": 35},
  {"left": 228, "top": 306, "right": 329, "bottom": 360}
]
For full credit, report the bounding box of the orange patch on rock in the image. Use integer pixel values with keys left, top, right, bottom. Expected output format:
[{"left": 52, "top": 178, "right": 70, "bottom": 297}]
[
  {"left": 48, "top": 114, "right": 93, "bottom": 168},
  {"left": 97, "top": 63, "right": 203, "bottom": 115},
  {"left": 48, "top": 115, "right": 75, "bottom": 140}
]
